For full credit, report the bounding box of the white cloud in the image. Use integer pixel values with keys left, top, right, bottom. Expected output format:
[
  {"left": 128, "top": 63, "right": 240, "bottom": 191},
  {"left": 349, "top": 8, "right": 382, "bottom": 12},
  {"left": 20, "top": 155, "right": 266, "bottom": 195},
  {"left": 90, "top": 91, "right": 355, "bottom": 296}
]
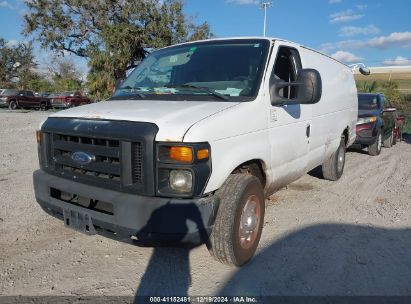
[
  {"left": 383, "top": 56, "right": 411, "bottom": 66},
  {"left": 368, "top": 32, "right": 411, "bottom": 49},
  {"left": 329, "top": 9, "right": 364, "bottom": 23},
  {"left": 0, "top": 0, "right": 15, "bottom": 9},
  {"left": 339, "top": 24, "right": 380, "bottom": 37},
  {"left": 331, "top": 51, "right": 363, "bottom": 63},
  {"left": 329, "top": 0, "right": 342, "bottom": 3},
  {"left": 226, "top": 0, "right": 259, "bottom": 5},
  {"left": 6, "top": 40, "right": 19, "bottom": 48},
  {"left": 320, "top": 31, "right": 411, "bottom": 52},
  {"left": 356, "top": 4, "right": 367, "bottom": 10}
]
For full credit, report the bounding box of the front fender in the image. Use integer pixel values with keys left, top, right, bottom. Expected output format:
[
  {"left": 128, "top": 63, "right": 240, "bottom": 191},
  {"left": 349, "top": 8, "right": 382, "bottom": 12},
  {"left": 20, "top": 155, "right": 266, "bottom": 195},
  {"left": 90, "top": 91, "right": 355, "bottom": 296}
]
[{"left": 203, "top": 129, "right": 270, "bottom": 193}]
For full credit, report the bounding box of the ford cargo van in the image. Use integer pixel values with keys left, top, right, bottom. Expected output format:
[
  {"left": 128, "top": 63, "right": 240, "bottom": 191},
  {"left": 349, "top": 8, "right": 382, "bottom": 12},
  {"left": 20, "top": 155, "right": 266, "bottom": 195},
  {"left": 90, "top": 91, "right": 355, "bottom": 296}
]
[{"left": 33, "top": 38, "right": 358, "bottom": 266}]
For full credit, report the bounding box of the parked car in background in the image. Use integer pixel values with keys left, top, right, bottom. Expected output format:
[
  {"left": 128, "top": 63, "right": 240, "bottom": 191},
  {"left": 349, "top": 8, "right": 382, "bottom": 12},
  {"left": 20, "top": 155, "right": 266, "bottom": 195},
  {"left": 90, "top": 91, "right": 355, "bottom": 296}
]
[
  {"left": 0, "top": 89, "right": 50, "bottom": 110},
  {"left": 35, "top": 92, "right": 51, "bottom": 98},
  {"left": 50, "top": 91, "right": 91, "bottom": 109},
  {"left": 0, "top": 89, "right": 11, "bottom": 107},
  {"left": 355, "top": 93, "right": 395, "bottom": 156}
]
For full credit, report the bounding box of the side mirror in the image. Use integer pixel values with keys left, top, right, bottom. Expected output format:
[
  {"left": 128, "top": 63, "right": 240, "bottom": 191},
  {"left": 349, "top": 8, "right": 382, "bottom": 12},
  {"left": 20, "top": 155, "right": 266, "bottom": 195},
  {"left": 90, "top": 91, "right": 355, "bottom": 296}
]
[
  {"left": 359, "top": 66, "right": 371, "bottom": 76},
  {"left": 270, "top": 69, "right": 322, "bottom": 106}
]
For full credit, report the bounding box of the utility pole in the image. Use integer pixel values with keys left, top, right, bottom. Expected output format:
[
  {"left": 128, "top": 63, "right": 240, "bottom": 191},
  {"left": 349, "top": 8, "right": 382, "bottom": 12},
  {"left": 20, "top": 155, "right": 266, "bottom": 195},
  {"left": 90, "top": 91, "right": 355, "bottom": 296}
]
[{"left": 260, "top": 1, "right": 273, "bottom": 37}]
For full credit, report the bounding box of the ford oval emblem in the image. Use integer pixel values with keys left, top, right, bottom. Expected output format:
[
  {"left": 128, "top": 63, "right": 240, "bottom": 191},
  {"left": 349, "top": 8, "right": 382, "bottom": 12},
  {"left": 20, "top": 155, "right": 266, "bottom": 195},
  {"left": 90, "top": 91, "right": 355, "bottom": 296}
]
[{"left": 71, "top": 151, "right": 95, "bottom": 165}]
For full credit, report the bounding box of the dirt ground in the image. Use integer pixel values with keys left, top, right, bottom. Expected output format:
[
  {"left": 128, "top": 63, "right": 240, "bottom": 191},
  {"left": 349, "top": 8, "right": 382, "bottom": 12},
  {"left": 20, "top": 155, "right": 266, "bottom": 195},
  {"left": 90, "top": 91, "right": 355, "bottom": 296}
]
[{"left": 1, "top": 109, "right": 411, "bottom": 299}]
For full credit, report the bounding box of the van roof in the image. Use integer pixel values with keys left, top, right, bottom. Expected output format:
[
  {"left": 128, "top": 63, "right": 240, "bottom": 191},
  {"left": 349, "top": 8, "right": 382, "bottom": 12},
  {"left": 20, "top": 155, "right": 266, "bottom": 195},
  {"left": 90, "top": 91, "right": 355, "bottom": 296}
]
[{"left": 160, "top": 37, "right": 349, "bottom": 68}]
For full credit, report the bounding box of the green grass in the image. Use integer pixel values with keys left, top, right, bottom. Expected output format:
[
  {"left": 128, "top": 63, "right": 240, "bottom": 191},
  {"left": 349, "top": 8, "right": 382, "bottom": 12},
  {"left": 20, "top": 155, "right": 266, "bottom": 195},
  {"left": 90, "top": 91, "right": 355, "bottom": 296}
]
[
  {"left": 355, "top": 72, "right": 411, "bottom": 91},
  {"left": 402, "top": 114, "right": 411, "bottom": 134}
]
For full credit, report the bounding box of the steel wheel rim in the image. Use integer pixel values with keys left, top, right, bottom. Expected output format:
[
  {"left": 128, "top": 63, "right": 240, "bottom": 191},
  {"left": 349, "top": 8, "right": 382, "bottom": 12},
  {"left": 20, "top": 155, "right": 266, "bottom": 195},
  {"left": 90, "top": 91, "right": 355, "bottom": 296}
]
[
  {"left": 238, "top": 194, "right": 261, "bottom": 250},
  {"left": 337, "top": 145, "right": 345, "bottom": 173}
]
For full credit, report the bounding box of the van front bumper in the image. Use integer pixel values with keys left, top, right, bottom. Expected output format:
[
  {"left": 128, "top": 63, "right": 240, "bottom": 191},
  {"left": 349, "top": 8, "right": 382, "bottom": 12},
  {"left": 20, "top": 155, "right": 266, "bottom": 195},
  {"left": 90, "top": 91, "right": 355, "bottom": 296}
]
[{"left": 33, "top": 170, "right": 218, "bottom": 246}]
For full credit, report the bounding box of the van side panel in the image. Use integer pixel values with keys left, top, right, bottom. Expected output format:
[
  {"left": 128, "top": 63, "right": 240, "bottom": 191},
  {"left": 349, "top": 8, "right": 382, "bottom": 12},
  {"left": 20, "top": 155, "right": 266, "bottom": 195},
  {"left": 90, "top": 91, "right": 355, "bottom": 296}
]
[{"left": 299, "top": 48, "right": 358, "bottom": 171}]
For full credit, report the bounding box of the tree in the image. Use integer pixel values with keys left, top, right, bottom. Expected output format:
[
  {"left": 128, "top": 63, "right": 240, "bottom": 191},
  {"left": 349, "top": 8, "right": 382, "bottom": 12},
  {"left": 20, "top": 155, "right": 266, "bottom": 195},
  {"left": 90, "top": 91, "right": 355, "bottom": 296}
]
[
  {"left": 381, "top": 81, "right": 401, "bottom": 104},
  {"left": 23, "top": 0, "right": 213, "bottom": 97},
  {"left": 17, "top": 69, "right": 52, "bottom": 92},
  {"left": 0, "top": 38, "right": 36, "bottom": 88},
  {"left": 47, "top": 56, "right": 83, "bottom": 92},
  {"left": 356, "top": 80, "right": 378, "bottom": 93}
]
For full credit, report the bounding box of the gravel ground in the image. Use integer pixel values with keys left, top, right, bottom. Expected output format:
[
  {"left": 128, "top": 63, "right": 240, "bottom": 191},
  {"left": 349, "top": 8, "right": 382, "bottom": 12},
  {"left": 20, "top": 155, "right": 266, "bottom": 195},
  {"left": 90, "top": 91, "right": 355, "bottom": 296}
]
[{"left": 0, "top": 109, "right": 411, "bottom": 299}]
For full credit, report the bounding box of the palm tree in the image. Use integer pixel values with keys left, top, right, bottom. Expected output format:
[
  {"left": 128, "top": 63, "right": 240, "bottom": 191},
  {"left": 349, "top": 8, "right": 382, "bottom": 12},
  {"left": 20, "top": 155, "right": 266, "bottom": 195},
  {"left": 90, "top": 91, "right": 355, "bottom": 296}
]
[{"left": 357, "top": 80, "right": 378, "bottom": 93}]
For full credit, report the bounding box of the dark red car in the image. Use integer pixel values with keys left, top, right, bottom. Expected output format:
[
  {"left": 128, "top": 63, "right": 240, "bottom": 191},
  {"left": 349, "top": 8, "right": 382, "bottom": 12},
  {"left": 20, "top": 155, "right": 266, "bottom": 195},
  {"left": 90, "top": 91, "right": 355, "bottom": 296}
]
[
  {"left": 0, "top": 89, "right": 50, "bottom": 110},
  {"left": 50, "top": 91, "right": 92, "bottom": 109}
]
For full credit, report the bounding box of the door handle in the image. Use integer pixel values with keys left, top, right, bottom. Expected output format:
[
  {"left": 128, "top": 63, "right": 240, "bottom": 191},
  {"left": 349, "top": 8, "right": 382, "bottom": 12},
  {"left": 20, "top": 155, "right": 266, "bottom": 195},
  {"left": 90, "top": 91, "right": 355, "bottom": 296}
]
[{"left": 306, "top": 124, "right": 311, "bottom": 138}]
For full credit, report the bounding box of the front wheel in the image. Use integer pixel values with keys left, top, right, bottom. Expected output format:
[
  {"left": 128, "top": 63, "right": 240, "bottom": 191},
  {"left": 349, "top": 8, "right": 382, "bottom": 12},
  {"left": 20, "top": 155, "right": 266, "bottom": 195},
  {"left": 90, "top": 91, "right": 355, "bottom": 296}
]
[
  {"left": 322, "top": 136, "right": 346, "bottom": 181},
  {"left": 8, "top": 100, "right": 17, "bottom": 110},
  {"left": 207, "top": 174, "right": 265, "bottom": 266},
  {"left": 368, "top": 129, "right": 382, "bottom": 156}
]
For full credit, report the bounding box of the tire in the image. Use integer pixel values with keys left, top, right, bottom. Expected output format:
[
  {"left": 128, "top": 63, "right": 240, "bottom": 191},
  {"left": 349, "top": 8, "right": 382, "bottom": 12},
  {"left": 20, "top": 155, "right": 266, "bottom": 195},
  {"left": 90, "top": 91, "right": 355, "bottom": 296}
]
[
  {"left": 39, "top": 103, "right": 47, "bottom": 111},
  {"left": 207, "top": 174, "right": 265, "bottom": 266},
  {"left": 322, "top": 136, "right": 346, "bottom": 181},
  {"left": 368, "top": 129, "right": 382, "bottom": 156},
  {"left": 393, "top": 128, "right": 397, "bottom": 145},
  {"left": 8, "top": 100, "right": 17, "bottom": 110},
  {"left": 383, "top": 129, "right": 394, "bottom": 148}
]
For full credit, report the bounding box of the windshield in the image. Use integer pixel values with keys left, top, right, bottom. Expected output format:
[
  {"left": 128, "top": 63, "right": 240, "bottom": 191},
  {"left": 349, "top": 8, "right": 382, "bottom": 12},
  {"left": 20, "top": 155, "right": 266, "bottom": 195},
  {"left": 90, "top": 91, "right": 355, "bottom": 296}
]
[
  {"left": 2, "top": 89, "right": 18, "bottom": 96},
  {"left": 59, "top": 92, "right": 75, "bottom": 97},
  {"left": 358, "top": 94, "right": 381, "bottom": 110},
  {"left": 112, "top": 39, "right": 270, "bottom": 102}
]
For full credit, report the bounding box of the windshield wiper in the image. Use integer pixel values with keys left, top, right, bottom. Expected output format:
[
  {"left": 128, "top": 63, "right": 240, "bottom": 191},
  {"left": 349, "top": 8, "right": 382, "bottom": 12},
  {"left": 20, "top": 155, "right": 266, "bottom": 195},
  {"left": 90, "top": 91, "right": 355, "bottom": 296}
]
[
  {"left": 165, "top": 84, "right": 229, "bottom": 101},
  {"left": 116, "top": 86, "right": 147, "bottom": 99}
]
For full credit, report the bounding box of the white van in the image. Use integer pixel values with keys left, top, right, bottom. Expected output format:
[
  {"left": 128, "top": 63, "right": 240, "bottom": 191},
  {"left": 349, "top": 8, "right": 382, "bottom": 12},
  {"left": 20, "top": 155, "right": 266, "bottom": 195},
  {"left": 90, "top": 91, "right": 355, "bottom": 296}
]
[{"left": 33, "top": 38, "right": 358, "bottom": 266}]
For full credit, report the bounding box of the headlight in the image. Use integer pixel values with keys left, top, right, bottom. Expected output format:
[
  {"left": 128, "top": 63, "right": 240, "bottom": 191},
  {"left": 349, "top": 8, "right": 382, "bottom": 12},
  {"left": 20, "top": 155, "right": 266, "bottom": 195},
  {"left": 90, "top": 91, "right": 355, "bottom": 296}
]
[
  {"left": 156, "top": 142, "right": 211, "bottom": 197},
  {"left": 357, "top": 116, "right": 377, "bottom": 125},
  {"left": 169, "top": 170, "right": 193, "bottom": 193}
]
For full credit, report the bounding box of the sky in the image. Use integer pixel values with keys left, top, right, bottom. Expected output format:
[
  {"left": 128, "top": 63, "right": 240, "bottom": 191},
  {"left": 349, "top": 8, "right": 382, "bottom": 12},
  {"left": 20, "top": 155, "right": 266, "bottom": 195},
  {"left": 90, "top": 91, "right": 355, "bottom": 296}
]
[{"left": 1, "top": 0, "right": 411, "bottom": 72}]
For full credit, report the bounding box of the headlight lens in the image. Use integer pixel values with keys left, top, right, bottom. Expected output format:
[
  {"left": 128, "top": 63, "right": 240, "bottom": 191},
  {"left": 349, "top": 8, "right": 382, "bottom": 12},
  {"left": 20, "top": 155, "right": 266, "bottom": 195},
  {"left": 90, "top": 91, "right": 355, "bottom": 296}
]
[
  {"left": 357, "top": 116, "right": 377, "bottom": 125},
  {"left": 169, "top": 170, "right": 193, "bottom": 193}
]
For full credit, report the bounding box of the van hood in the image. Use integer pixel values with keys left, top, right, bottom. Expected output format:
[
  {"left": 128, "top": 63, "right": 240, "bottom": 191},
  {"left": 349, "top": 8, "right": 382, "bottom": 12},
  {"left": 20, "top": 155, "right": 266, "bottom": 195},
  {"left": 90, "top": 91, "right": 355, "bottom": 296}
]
[
  {"left": 358, "top": 109, "right": 381, "bottom": 117},
  {"left": 50, "top": 99, "right": 240, "bottom": 141}
]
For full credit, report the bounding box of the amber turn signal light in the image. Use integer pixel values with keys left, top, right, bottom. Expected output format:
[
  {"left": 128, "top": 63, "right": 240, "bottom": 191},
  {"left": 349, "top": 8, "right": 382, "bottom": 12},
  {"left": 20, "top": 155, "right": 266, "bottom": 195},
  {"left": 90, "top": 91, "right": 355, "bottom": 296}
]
[
  {"left": 36, "top": 130, "right": 41, "bottom": 144},
  {"left": 170, "top": 146, "right": 193, "bottom": 163},
  {"left": 197, "top": 148, "right": 209, "bottom": 160}
]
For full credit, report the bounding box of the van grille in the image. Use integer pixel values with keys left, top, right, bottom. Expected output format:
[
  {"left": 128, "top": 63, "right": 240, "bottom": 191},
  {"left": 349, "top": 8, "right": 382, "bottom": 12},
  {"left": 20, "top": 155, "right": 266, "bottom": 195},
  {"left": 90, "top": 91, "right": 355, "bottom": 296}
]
[
  {"left": 52, "top": 134, "right": 123, "bottom": 183},
  {"left": 40, "top": 118, "right": 158, "bottom": 196}
]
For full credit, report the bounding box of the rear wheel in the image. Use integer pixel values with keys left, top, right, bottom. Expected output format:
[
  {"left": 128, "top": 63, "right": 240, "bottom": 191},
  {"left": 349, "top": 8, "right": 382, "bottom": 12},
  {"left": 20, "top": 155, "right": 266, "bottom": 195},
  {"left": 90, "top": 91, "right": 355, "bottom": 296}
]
[
  {"left": 392, "top": 127, "right": 400, "bottom": 145},
  {"left": 369, "top": 129, "right": 382, "bottom": 156},
  {"left": 322, "top": 136, "right": 346, "bottom": 181},
  {"left": 39, "top": 103, "right": 47, "bottom": 111},
  {"left": 207, "top": 174, "right": 265, "bottom": 266},
  {"left": 383, "top": 129, "right": 394, "bottom": 148},
  {"left": 8, "top": 100, "right": 17, "bottom": 110}
]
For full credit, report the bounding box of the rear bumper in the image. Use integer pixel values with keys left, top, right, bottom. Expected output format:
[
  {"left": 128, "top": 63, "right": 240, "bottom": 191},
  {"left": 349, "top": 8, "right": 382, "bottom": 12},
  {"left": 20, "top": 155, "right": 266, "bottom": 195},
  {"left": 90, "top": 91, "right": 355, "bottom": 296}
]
[{"left": 33, "top": 170, "right": 218, "bottom": 246}]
